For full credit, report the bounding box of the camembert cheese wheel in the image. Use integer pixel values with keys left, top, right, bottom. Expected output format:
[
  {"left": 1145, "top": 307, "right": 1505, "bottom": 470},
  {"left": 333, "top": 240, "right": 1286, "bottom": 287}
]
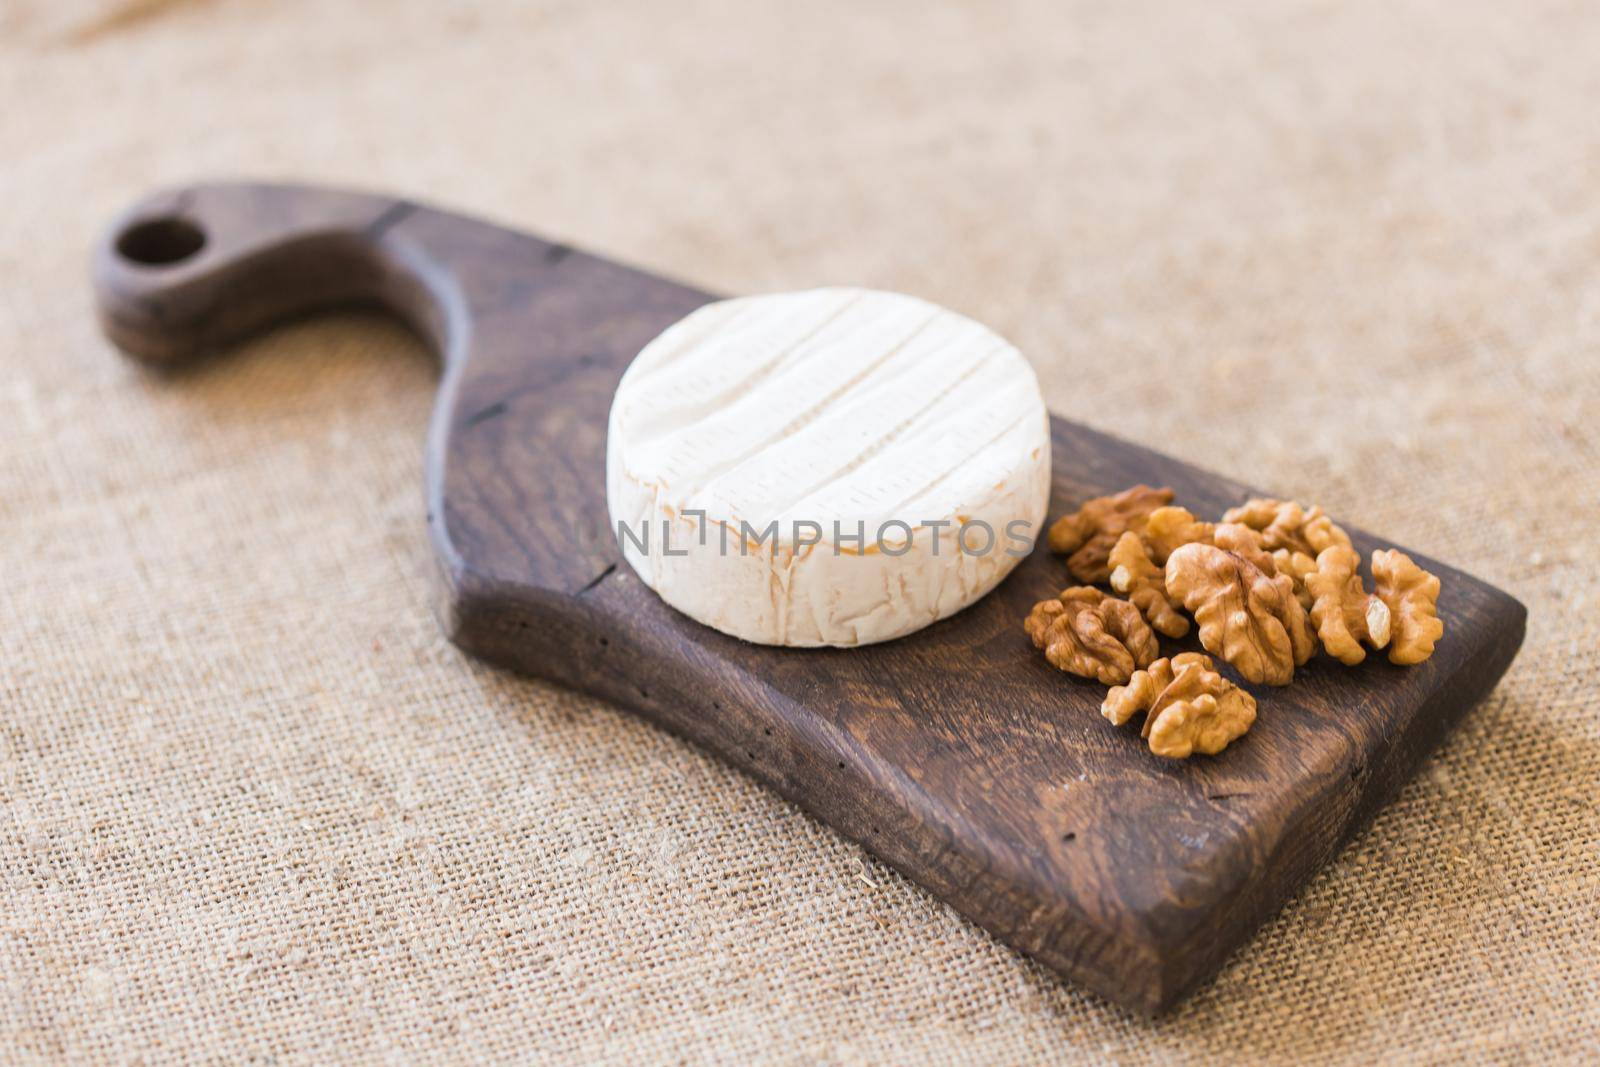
[{"left": 606, "top": 287, "right": 1051, "bottom": 646}]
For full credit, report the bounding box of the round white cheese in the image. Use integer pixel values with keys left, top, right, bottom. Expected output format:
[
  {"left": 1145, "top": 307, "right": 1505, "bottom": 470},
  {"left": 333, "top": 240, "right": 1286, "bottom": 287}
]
[{"left": 606, "top": 287, "right": 1051, "bottom": 647}]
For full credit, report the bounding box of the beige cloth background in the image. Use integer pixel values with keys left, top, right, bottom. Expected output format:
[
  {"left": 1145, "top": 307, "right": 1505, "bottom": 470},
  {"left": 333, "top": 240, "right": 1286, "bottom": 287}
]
[{"left": 3, "top": 0, "right": 1597, "bottom": 1062}]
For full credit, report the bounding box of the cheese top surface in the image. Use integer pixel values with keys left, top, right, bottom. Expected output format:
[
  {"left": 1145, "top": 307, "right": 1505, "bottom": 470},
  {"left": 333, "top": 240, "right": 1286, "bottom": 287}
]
[{"left": 606, "top": 287, "right": 1051, "bottom": 647}]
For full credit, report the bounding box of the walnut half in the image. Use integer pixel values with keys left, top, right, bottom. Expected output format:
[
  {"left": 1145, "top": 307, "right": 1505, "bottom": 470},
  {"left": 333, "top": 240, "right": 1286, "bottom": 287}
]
[
  {"left": 1165, "top": 542, "right": 1316, "bottom": 686},
  {"left": 1223, "top": 498, "right": 1351, "bottom": 559},
  {"left": 1372, "top": 549, "right": 1444, "bottom": 665},
  {"left": 1108, "top": 531, "right": 1189, "bottom": 638},
  {"left": 1213, "top": 522, "right": 1278, "bottom": 576},
  {"left": 1025, "top": 587, "right": 1160, "bottom": 684},
  {"left": 1101, "top": 653, "right": 1257, "bottom": 759},
  {"left": 1306, "top": 545, "right": 1391, "bottom": 665},
  {"left": 1271, "top": 548, "right": 1318, "bottom": 610},
  {"left": 1141, "top": 505, "right": 1216, "bottom": 564},
  {"left": 1047, "top": 485, "right": 1173, "bottom": 584}
]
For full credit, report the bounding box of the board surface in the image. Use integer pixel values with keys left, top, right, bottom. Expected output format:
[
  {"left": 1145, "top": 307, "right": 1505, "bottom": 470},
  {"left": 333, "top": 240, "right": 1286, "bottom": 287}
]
[{"left": 94, "top": 182, "right": 1526, "bottom": 1014}]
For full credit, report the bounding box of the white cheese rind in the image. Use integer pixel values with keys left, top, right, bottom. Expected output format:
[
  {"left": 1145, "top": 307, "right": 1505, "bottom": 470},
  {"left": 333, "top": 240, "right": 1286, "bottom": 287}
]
[{"left": 606, "top": 287, "right": 1051, "bottom": 647}]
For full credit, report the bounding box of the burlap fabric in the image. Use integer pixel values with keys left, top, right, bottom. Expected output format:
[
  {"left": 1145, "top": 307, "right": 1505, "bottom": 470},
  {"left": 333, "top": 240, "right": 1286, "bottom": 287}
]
[{"left": 3, "top": 1, "right": 1596, "bottom": 1062}]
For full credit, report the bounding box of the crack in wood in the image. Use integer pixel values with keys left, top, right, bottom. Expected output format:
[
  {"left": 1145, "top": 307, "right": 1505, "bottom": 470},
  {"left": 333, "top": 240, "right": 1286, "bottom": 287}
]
[
  {"left": 464, "top": 401, "right": 507, "bottom": 428},
  {"left": 364, "top": 200, "right": 417, "bottom": 242},
  {"left": 576, "top": 562, "right": 618, "bottom": 596}
]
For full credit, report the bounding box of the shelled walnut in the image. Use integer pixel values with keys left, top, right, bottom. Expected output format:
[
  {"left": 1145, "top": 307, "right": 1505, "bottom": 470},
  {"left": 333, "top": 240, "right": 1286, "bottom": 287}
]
[
  {"left": 1372, "top": 549, "right": 1444, "bottom": 665},
  {"left": 1223, "top": 498, "right": 1351, "bottom": 559},
  {"left": 1031, "top": 485, "right": 1448, "bottom": 761},
  {"left": 1306, "top": 545, "right": 1392, "bottom": 665},
  {"left": 1213, "top": 522, "right": 1277, "bottom": 576},
  {"left": 1141, "top": 506, "right": 1215, "bottom": 564},
  {"left": 1101, "top": 652, "right": 1256, "bottom": 759},
  {"left": 1025, "top": 586, "right": 1160, "bottom": 684},
  {"left": 1271, "top": 548, "right": 1318, "bottom": 610},
  {"left": 1108, "top": 532, "right": 1189, "bottom": 637},
  {"left": 1165, "top": 542, "right": 1316, "bottom": 686},
  {"left": 1047, "top": 485, "right": 1173, "bottom": 584}
]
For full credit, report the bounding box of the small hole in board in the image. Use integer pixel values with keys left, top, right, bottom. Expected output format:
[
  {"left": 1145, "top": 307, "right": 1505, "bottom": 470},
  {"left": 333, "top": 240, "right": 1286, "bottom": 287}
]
[
  {"left": 116, "top": 217, "right": 206, "bottom": 266},
  {"left": 1062, "top": 832, "right": 1077, "bottom": 842}
]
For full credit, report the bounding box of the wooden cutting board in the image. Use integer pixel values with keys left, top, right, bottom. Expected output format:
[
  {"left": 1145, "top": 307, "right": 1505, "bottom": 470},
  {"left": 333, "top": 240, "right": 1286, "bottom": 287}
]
[{"left": 94, "top": 182, "right": 1526, "bottom": 1014}]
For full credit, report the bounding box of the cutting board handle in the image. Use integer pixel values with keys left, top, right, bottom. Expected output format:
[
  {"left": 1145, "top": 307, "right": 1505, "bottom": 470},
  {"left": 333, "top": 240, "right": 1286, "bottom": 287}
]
[
  {"left": 92, "top": 182, "right": 462, "bottom": 368},
  {"left": 92, "top": 178, "right": 713, "bottom": 598}
]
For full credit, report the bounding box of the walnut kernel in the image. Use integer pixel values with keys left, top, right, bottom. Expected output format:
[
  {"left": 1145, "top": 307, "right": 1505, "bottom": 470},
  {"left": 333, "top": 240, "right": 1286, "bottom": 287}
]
[
  {"left": 1141, "top": 505, "right": 1216, "bottom": 564},
  {"left": 1305, "top": 545, "right": 1392, "bottom": 665},
  {"left": 1223, "top": 498, "right": 1351, "bottom": 558},
  {"left": 1164, "top": 542, "right": 1316, "bottom": 686},
  {"left": 1108, "top": 531, "right": 1189, "bottom": 638},
  {"left": 1271, "top": 548, "right": 1318, "bottom": 610},
  {"left": 1101, "top": 652, "right": 1257, "bottom": 759},
  {"left": 1025, "top": 586, "right": 1160, "bottom": 684},
  {"left": 1213, "top": 522, "right": 1277, "bottom": 576},
  {"left": 1372, "top": 549, "right": 1444, "bottom": 665},
  {"left": 1047, "top": 485, "right": 1174, "bottom": 584}
]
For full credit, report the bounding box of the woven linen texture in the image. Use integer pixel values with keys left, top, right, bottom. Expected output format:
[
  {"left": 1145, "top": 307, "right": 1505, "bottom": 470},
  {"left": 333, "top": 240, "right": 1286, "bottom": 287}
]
[{"left": 2, "top": 1, "right": 1596, "bottom": 1061}]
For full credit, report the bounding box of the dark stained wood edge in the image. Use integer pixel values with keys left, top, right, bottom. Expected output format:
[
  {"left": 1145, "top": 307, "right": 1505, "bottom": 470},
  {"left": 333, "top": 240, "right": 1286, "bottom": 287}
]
[{"left": 443, "top": 447, "right": 1528, "bottom": 1014}]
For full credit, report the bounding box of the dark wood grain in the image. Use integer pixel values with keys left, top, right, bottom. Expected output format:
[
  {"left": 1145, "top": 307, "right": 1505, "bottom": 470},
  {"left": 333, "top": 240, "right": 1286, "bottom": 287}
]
[{"left": 93, "top": 181, "right": 1526, "bottom": 1015}]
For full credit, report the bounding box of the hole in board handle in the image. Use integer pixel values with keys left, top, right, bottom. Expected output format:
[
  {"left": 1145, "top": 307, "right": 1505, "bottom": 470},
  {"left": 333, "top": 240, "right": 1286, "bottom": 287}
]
[{"left": 116, "top": 217, "right": 206, "bottom": 266}]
